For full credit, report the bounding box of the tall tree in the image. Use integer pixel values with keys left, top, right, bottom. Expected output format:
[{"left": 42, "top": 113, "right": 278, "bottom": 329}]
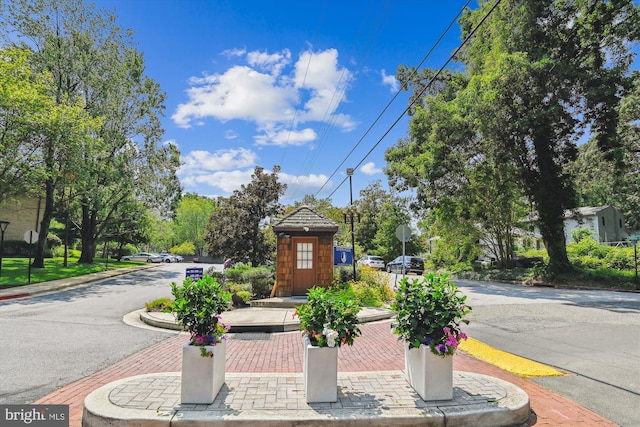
[
  {"left": 174, "top": 193, "right": 217, "bottom": 256},
  {"left": 205, "top": 166, "right": 287, "bottom": 266},
  {"left": 387, "top": 0, "right": 640, "bottom": 274},
  {"left": 572, "top": 71, "right": 640, "bottom": 231},
  {"left": 354, "top": 180, "right": 390, "bottom": 256}
]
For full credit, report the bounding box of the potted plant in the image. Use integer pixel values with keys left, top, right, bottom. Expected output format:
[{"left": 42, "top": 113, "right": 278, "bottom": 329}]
[
  {"left": 171, "top": 275, "right": 232, "bottom": 404},
  {"left": 391, "top": 274, "right": 471, "bottom": 400},
  {"left": 294, "top": 286, "right": 361, "bottom": 403}
]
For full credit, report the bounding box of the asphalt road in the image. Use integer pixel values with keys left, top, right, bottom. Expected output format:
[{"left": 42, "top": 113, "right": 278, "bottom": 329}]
[{"left": 451, "top": 278, "right": 640, "bottom": 427}]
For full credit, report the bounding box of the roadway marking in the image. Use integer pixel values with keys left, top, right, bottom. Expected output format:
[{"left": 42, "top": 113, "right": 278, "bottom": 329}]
[{"left": 459, "top": 337, "right": 567, "bottom": 378}]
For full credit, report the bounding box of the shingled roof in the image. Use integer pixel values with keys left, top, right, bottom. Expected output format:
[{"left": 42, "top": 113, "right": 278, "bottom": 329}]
[{"left": 272, "top": 205, "right": 339, "bottom": 233}]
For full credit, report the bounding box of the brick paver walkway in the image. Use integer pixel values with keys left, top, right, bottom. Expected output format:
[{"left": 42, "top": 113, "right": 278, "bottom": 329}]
[{"left": 35, "top": 321, "right": 616, "bottom": 427}]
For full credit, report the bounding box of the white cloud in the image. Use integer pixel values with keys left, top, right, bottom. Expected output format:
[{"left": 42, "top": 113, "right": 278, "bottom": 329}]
[
  {"left": 254, "top": 126, "right": 317, "bottom": 146},
  {"left": 179, "top": 148, "right": 257, "bottom": 174},
  {"left": 361, "top": 162, "right": 382, "bottom": 175},
  {"left": 172, "top": 48, "right": 357, "bottom": 143},
  {"left": 381, "top": 69, "right": 399, "bottom": 93},
  {"left": 188, "top": 169, "right": 255, "bottom": 193},
  {"left": 278, "top": 172, "right": 331, "bottom": 201}
]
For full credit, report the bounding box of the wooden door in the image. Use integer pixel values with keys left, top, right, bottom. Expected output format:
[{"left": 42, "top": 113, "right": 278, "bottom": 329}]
[{"left": 293, "top": 236, "right": 318, "bottom": 296}]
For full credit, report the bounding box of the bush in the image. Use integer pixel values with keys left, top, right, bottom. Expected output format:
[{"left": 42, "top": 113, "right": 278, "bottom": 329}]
[
  {"left": 295, "top": 286, "right": 361, "bottom": 348},
  {"left": 171, "top": 276, "right": 232, "bottom": 339},
  {"left": 146, "top": 297, "right": 174, "bottom": 312},
  {"left": 223, "top": 264, "right": 274, "bottom": 299},
  {"left": 391, "top": 274, "right": 471, "bottom": 356}
]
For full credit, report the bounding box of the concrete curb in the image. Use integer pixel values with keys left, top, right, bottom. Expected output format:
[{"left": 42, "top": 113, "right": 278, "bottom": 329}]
[
  {"left": 139, "top": 306, "right": 395, "bottom": 334},
  {"left": 83, "top": 371, "right": 531, "bottom": 427}
]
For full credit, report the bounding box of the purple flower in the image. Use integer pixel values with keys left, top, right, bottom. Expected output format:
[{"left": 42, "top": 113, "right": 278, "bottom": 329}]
[
  {"left": 425, "top": 336, "right": 433, "bottom": 345},
  {"left": 437, "top": 344, "right": 447, "bottom": 353}
]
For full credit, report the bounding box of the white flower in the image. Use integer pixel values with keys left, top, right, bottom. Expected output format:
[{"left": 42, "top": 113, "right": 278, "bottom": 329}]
[{"left": 322, "top": 324, "right": 340, "bottom": 348}]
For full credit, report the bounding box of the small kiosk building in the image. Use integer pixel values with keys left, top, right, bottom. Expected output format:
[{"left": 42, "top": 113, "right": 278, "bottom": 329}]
[{"left": 271, "top": 205, "right": 339, "bottom": 297}]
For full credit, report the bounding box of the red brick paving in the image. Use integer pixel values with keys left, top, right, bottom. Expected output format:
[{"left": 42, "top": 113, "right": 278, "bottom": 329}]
[{"left": 35, "top": 321, "right": 616, "bottom": 427}]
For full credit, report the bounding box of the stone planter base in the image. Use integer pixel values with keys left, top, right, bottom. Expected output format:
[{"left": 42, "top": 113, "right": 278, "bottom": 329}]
[
  {"left": 181, "top": 340, "right": 226, "bottom": 404},
  {"left": 303, "top": 336, "right": 338, "bottom": 403},
  {"left": 405, "top": 342, "right": 453, "bottom": 401}
]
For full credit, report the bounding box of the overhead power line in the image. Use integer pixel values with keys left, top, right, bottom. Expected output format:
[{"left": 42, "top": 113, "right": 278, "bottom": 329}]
[{"left": 317, "top": 0, "right": 503, "bottom": 203}]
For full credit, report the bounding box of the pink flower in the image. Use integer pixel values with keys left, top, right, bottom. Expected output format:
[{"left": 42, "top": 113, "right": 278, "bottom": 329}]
[
  {"left": 446, "top": 334, "right": 459, "bottom": 349},
  {"left": 443, "top": 327, "right": 451, "bottom": 334},
  {"left": 459, "top": 332, "right": 468, "bottom": 340},
  {"left": 196, "top": 336, "right": 205, "bottom": 345}
]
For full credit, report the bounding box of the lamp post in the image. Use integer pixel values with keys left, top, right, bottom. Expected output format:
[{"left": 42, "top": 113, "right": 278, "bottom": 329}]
[
  {"left": 346, "top": 168, "right": 356, "bottom": 280},
  {"left": 0, "top": 220, "right": 9, "bottom": 279}
]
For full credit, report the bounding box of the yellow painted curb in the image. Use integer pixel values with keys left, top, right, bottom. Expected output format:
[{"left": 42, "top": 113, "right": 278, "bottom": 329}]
[{"left": 459, "top": 337, "right": 566, "bottom": 378}]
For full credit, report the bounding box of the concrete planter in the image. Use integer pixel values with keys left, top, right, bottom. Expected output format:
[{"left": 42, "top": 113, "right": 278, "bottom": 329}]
[
  {"left": 405, "top": 342, "right": 453, "bottom": 401},
  {"left": 303, "top": 336, "right": 338, "bottom": 403},
  {"left": 181, "top": 340, "right": 226, "bottom": 404}
]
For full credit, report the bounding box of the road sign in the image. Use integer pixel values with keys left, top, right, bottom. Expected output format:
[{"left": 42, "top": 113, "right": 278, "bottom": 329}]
[
  {"left": 23, "top": 230, "right": 38, "bottom": 244},
  {"left": 186, "top": 267, "right": 204, "bottom": 281},
  {"left": 395, "top": 225, "right": 411, "bottom": 242},
  {"left": 333, "top": 246, "right": 353, "bottom": 266}
]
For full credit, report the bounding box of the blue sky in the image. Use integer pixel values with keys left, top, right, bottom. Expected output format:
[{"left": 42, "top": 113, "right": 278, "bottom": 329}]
[
  {"left": 95, "top": 0, "right": 638, "bottom": 208},
  {"left": 90, "top": 0, "right": 473, "bottom": 207}
]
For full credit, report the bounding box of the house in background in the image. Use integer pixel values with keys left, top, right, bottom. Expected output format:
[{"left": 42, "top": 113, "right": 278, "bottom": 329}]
[
  {"left": 0, "top": 197, "right": 43, "bottom": 241},
  {"left": 563, "top": 206, "right": 628, "bottom": 244},
  {"left": 531, "top": 205, "right": 629, "bottom": 245}
]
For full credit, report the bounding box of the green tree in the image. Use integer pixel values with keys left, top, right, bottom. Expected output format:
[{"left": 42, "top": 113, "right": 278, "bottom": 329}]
[
  {"left": 387, "top": 0, "right": 640, "bottom": 274},
  {"left": 354, "top": 180, "right": 390, "bottom": 256},
  {"left": 1, "top": 0, "right": 182, "bottom": 265},
  {"left": 174, "top": 193, "right": 217, "bottom": 256},
  {"left": 205, "top": 166, "right": 287, "bottom": 265},
  {"left": 0, "top": 47, "right": 49, "bottom": 203},
  {"left": 571, "top": 72, "right": 640, "bottom": 231}
]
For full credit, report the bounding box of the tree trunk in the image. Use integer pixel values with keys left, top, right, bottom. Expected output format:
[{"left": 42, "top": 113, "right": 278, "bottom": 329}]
[
  {"left": 32, "top": 180, "right": 55, "bottom": 269},
  {"left": 530, "top": 133, "right": 573, "bottom": 275},
  {"left": 78, "top": 203, "right": 97, "bottom": 264}
]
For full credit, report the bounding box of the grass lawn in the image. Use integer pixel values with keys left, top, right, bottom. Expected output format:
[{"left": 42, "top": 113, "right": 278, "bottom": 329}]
[{"left": 0, "top": 256, "right": 145, "bottom": 288}]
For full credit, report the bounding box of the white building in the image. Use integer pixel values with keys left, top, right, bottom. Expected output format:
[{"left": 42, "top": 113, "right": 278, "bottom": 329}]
[{"left": 556, "top": 205, "right": 628, "bottom": 245}]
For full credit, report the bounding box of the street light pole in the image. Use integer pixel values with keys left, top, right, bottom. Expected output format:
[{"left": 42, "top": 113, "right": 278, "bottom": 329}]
[
  {"left": 347, "top": 168, "right": 356, "bottom": 280},
  {"left": 0, "top": 220, "right": 10, "bottom": 279}
]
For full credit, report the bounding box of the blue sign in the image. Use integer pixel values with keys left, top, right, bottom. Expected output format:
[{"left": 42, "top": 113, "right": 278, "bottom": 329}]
[
  {"left": 333, "top": 246, "right": 353, "bottom": 266},
  {"left": 185, "top": 267, "right": 204, "bottom": 281}
]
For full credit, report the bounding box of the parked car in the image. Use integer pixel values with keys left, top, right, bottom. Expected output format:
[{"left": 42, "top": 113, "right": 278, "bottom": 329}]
[
  {"left": 386, "top": 256, "right": 424, "bottom": 275},
  {"left": 122, "top": 252, "right": 163, "bottom": 263},
  {"left": 357, "top": 255, "right": 385, "bottom": 270}
]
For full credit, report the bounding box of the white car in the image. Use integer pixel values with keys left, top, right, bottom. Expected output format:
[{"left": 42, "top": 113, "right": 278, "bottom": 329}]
[
  {"left": 357, "top": 255, "right": 386, "bottom": 270},
  {"left": 122, "top": 252, "right": 163, "bottom": 263}
]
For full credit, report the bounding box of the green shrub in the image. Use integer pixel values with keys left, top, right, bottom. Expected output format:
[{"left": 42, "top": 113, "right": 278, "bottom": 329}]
[
  {"left": 295, "top": 286, "right": 361, "bottom": 347},
  {"left": 146, "top": 297, "right": 174, "bottom": 312},
  {"left": 604, "top": 247, "right": 635, "bottom": 270},
  {"left": 171, "top": 276, "right": 232, "bottom": 339},
  {"left": 391, "top": 274, "right": 471, "bottom": 356}
]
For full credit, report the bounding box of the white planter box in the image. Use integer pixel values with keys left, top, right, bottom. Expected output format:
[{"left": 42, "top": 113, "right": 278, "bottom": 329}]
[
  {"left": 303, "top": 336, "right": 338, "bottom": 403},
  {"left": 181, "top": 340, "right": 226, "bottom": 404},
  {"left": 405, "top": 342, "right": 453, "bottom": 401}
]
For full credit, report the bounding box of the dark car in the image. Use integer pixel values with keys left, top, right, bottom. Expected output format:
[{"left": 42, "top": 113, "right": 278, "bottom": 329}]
[{"left": 386, "top": 256, "right": 424, "bottom": 275}]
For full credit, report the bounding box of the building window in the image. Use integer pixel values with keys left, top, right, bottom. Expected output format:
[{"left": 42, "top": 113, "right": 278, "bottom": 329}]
[
  {"left": 619, "top": 219, "right": 623, "bottom": 228},
  {"left": 297, "top": 242, "right": 313, "bottom": 269},
  {"left": 601, "top": 216, "right": 605, "bottom": 226}
]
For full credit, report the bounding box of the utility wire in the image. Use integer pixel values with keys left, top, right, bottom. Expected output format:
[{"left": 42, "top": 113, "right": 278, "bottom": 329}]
[
  {"left": 318, "top": 0, "right": 503, "bottom": 202},
  {"left": 314, "top": 0, "right": 471, "bottom": 198}
]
